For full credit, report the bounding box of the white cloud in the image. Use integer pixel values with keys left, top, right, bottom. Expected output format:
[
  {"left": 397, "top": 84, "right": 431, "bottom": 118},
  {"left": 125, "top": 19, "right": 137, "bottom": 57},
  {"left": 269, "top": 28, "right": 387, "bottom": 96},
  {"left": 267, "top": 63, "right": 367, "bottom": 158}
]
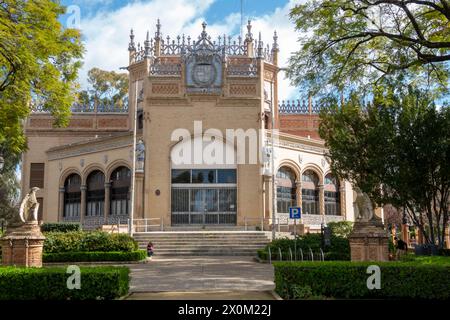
[{"left": 75, "top": 0, "right": 303, "bottom": 99}]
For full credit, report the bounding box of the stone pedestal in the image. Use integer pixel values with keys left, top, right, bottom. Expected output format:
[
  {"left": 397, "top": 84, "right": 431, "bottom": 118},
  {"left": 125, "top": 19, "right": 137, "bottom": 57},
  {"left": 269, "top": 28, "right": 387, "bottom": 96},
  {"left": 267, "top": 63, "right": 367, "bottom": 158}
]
[
  {"left": 348, "top": 220, "right": 389, "bottom": 262},
  {"left": 0, "top": 221, "right": 46, "bottom": 267}
]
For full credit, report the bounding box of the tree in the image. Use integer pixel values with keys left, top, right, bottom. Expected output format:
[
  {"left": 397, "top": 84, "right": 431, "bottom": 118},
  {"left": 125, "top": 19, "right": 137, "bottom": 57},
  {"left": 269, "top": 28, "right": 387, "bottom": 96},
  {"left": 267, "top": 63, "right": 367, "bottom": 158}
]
[
  {"left": 319, "top": 88, "right": 450, "bottom": 249},
  {"left": 78, "top": 68, "right": 128, "bottom": 108},
  {"left": 288, "top": 0, "right": 450, "bottom": 97},
  {"left": 0, "top": 0, "right": 83, "bottom": 156},
  {"left": 0, "top": 151, "right": 20, "bottom": 223}
]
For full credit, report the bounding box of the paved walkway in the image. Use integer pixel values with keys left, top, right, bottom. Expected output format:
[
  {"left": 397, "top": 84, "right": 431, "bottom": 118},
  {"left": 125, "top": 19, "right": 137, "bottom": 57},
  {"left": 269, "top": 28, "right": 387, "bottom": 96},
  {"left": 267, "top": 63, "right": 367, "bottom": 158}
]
[{"left": 126, "top": 256, "right": 275, "bottom": 298}]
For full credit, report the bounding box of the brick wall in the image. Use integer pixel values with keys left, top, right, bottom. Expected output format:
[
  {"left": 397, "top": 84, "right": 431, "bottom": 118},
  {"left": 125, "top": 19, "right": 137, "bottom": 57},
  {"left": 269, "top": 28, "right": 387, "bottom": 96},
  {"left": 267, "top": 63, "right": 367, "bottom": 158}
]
[{"left": 279, "top": 113, "right": 322, "bottom": 140}]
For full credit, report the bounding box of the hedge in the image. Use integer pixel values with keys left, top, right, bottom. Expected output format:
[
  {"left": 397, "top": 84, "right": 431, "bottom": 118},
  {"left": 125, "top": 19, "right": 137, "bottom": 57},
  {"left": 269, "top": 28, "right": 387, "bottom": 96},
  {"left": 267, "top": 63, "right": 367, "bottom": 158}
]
[
  {"left": 0, "top": 266, "right": 129, "bottom": 300},
  {"left": 43, "top": 250, "right": 147, "bottom": 263},
  {"left": 274, "top": 261, "right": 450, "bottom": 300},
  {"left": 43, "top": 231, "right": 138, "bottom": 253},
  {"left": 41, "top": 223, "right": 81, "bottom": 233},
  {"left": 258, "top": 234, "right": 350, "bottom": 261}
]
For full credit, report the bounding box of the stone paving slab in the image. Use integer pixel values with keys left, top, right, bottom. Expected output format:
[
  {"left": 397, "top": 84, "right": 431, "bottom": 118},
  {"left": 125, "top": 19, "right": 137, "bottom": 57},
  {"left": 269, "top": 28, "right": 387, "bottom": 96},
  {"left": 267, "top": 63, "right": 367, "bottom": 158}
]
[
  {"left": 126, "top": 291, "right": 277, "bottom": 300},
  {"left": 127, "top": 256, "right": 275, "bottom": 293}
]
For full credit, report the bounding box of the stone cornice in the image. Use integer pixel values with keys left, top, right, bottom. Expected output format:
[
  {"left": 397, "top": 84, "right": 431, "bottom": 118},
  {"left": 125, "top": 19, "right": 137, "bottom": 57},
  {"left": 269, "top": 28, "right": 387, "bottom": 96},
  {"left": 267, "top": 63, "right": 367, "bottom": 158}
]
[{"left": 46, "top": 132, "right": 134, "bottom": 161}]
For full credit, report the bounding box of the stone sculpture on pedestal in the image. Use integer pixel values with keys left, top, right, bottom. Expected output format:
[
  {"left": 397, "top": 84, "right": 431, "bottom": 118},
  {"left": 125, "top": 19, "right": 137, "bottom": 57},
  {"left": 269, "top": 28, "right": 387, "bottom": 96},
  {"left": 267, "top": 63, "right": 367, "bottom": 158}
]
[
  {"left": 0, "top": 187, "right": 46, "bottom": 267},
  {"left": 348, "top": 187, "right": 389, "bottom": 261}
]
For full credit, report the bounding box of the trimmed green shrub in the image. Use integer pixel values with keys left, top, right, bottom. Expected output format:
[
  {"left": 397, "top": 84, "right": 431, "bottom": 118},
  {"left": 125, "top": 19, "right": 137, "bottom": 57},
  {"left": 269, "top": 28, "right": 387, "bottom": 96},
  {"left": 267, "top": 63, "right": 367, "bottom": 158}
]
[
  {"left": 43, "top": 250, "right": 147, "bottom": 262},
  {"left": 327, "top": 221, "right": 353, "bottom": 238},
  {"left": 257, "top": 234, "right": 350, "bottom": 261},
  {"left": 41, "top": 222, "right": 81, "bottom": 233},
  {"left": 0, "top": 266, "right": 129, "bottom": 300},
  {"left": 274, "top": 261, "right": 450, "bottom": 300},
  {"left": 43, "top": 231, "right": 138, "bottom": 253}
]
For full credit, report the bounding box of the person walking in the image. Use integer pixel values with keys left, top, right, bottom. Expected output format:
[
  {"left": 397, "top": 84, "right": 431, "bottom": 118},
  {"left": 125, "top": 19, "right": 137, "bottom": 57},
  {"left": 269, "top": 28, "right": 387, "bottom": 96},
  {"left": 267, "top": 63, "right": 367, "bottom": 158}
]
[{"left": 395, "top": 237, "right": 407, "bottom": 259}]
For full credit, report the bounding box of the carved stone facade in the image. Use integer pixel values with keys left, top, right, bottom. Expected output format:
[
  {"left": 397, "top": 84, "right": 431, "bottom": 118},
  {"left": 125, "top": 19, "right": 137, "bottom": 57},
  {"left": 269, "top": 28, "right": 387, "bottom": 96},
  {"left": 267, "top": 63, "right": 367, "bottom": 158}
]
[{"left": 21, "top": 20, "right": 356, "bottom": 231}]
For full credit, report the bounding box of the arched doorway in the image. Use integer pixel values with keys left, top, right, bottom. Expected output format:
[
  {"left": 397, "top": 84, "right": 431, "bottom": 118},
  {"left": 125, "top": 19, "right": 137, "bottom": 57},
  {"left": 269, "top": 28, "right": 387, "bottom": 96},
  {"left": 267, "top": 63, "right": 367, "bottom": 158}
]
[
  {"left": 276, "top": 166, "right": 297, "bottom": 213},
  {"left": 63, "top": 173, "right": 81, "bottom": 221},
  {"left": 86, "top": 170, "right": 105, "bottom": 217},
  {"left": 325, "top": 173, "right": 340, "bottom": 215},
  {"left": 170, "top": 136, "right": 237, "bottom": 225},
  {"left": 110, "top": 166, "right": 131, "bottom": 216},
  {"left": 302, "top": 169, "right": 319, "bottom": 215}
]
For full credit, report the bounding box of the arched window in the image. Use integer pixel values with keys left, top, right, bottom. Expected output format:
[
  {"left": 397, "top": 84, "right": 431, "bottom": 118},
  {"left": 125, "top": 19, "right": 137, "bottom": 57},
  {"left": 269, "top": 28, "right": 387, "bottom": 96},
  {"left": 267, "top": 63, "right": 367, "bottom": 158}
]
[
  {"left": 325, "top": 173, "right": 340, "bottom": 215},
  {"left": 302, "top": 170, "right": 319, "bottom": 215},
  {"left": 86, "top": 170, "right": 105, "bottom": 216},
  {"left": 110, "top": 166, "right": 131, "bottom": 216},
  {"left": 64, "top": 174, "right": 81, "bottom": 219},
  {"left": 276, "top": 167, "right": 297, "bottom": 213}
]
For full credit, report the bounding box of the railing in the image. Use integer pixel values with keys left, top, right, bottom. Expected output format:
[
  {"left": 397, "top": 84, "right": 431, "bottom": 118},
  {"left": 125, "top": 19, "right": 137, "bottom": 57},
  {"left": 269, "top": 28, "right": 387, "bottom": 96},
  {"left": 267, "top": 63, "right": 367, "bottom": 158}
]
[
  {"left": 82, "top": 215, "right": 130, "bottom": 230},
  {"left": 172, "top": 212, "right": 237, "bottom": 225},
  {"left": 31, "top": 102, "right": 129, "bottom": 114},
  {"left": 133, "top": 218, "right": 164, "bottom": 233},
  {"left": 266, "top": 246, "right": 325, "bottom": 263},
  {"left": 243, "top": 217, "right": 290, "bottom": 232}
]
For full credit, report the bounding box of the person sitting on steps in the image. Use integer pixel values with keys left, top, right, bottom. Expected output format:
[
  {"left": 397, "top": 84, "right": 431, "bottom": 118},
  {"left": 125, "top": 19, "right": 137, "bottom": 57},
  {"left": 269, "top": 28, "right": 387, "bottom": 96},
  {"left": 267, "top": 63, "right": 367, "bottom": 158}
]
[{"left": 147, "top": 241, "right": 154, "bottom": 259}]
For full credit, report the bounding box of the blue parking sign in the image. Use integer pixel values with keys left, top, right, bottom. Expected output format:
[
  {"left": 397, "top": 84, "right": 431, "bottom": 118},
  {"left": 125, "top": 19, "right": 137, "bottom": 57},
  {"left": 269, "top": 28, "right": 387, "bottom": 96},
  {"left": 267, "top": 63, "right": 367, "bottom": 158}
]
[{"left": 289, "top": 207, "right": 301, "bottom": 219}]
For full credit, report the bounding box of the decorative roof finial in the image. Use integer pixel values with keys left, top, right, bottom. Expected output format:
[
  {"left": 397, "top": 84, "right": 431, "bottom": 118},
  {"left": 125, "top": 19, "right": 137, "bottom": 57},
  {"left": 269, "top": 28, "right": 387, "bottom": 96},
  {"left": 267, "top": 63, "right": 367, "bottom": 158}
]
[
  {"left": 155, "top": 18, "right": 161, "bottom": 40},
  {"left": 128, "top": 29, "right": 136, "bottom": 51},
  {"left": 201, "top": 21, "right": 207, "bottom": 38},
  {"left": 144, "top": 31, "right": 151, "bottom": 58},
  {"left": 246, "top": 20, "right": 253, "bottom": 42},
  {"left": 257, "top": 31, "right": 263, "bottom": 57},
  {"left": 272, "top": 30, "right": 279, "bottom": 52}
]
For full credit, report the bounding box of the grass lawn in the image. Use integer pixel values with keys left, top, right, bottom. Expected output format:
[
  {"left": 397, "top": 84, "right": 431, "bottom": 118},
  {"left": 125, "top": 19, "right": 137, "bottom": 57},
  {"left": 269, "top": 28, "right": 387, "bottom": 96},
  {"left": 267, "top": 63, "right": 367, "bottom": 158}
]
[{"left": 400, "top": 254, "right": 450, "bottom": 265}]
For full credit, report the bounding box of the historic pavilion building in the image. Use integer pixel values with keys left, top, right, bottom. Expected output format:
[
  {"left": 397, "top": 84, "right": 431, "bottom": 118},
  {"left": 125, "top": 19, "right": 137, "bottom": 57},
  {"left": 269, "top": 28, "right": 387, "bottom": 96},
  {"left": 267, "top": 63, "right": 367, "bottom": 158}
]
[{"left": 22, "top": 20, "right": 356, "bottom": 233}]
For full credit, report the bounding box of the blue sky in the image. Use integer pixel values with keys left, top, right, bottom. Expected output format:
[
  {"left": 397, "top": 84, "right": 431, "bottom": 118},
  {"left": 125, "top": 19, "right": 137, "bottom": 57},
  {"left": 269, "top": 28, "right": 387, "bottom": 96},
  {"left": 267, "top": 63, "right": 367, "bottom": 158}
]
[{"left": 58, "top": 0, "right": 302, "bottom": 100}]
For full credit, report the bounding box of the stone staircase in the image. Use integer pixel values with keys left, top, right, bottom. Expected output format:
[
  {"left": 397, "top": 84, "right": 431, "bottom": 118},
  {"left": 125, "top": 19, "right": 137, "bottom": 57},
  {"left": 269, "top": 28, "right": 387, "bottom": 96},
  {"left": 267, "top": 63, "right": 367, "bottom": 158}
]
[{"left": 133, "top": 231, "right": 271, "bottom": 256}]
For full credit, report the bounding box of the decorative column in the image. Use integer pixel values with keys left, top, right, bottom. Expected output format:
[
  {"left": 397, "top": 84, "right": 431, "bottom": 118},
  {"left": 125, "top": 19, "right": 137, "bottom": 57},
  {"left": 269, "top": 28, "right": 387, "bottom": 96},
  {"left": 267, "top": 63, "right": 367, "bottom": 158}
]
[
  {"left": 134, "top": 172, "right": 145, "bottom": 219},
  {"left": 295, "top": 180, "right": 302, "bottom": 208},
  {"left": 445, "top": 225, "right": 450, "bottom": 249},
  {"left": 80, "top": 185, "right": 87, "bottom": 224},
  {"left": 401, "top": 222, "right": 409, "bottom": 247},
  {"left": 339, "top": 184, "right": 346, "bottom": 218},
  {"left": 263, "top": 176, "right": 272, "bottom": 220},
  {"left": 318, "top": 183, "right": 325, "bottom": 216},
  {"left": 58, "top": 187, "right": 65, "bottom": 222},
  {"left": 104, "top": 182, "right": 111, "bottom": 223}
]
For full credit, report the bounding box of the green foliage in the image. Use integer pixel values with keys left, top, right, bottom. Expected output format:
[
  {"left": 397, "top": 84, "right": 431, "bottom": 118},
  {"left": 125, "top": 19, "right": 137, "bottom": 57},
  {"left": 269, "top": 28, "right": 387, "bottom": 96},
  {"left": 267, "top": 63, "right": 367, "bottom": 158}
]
[
  {"left": 41, "top": 223, "right": 81, "bottom": 233},
  {"left": 288, "top": 0, "right": 450, "bottom": 98},
  {"left": 0, "top": 152, "right": 20, "bottom": 223},
  {"left": 319, "top": 88, "right": 450, "bottom": 248},
  {"left": 257, "top": 234, "right": 350, "bottom": 261},
  {"left": 0, "top": 266, "right": 129, "bottom": 300},
  {"left": 43, "top": 231, "right": 138, "bottom": 253},
  {"left": 43, "top": 250, "right": 147, "bottom": 263},
  {"left": 78, "top": 68, "right": 128, "bottom": 108},
  {"left": 327, "top": 221, "right": 353, "bottom": 238},
  {"left": 0, "top": 0, "right": 84, "bottom": 156},
  {"left": 274, "top": 261, "right": 450, "bottom": 300}
]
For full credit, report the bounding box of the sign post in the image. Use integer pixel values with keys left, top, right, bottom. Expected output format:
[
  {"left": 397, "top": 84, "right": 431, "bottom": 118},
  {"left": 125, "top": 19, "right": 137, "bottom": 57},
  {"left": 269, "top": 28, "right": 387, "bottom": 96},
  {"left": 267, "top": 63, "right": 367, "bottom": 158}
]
[
  {"left": 289, "top": 207, "right": 301, "bottom": 261},
  {"left": 289, "top": 207, "right": 301, "bottom": 237}
]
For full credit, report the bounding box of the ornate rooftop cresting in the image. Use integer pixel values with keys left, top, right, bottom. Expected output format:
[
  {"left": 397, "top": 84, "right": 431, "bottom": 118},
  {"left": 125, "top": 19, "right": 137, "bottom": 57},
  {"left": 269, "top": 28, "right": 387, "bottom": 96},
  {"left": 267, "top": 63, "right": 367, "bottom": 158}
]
[
  {"left": 129, "top": 20, "right": 279, "bottom": 64},
  {"left": 278, "top": 99, "right": 324, "bottom": 115}
]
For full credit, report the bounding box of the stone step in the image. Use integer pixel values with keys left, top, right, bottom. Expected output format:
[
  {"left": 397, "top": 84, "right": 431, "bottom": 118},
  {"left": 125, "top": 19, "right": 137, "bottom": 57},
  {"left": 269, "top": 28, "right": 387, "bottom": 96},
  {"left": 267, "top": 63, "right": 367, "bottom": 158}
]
[
  {"left": 138, "top": 241, "right": 269, "bottom": 245},
  {"left": 151, "top": 250, "right": 260, "bottom": 256},
  {"left": 133, "top": 231, "right": 270, "bottom": 256}
]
